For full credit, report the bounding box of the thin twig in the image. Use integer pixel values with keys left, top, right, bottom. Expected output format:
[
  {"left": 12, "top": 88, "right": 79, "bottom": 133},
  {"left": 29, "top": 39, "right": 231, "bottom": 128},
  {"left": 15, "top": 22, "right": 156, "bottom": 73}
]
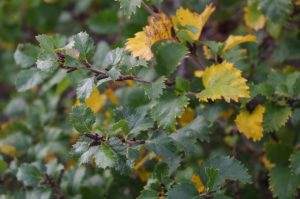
[{"left": 141, "top": 0, "right": 157, "bottom": 15}]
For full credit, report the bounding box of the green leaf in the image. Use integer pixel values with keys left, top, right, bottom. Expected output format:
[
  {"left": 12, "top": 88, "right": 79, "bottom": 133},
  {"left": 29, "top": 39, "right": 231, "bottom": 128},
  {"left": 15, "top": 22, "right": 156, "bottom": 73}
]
[
  {"left": 94, "top": 144, "right": 117, "bottom": 169},
  {"left": 110, "top": 119, "right": 129, "bottom": 136},
  {"left": 175, "top": 77, "right": 191, "bottom": 94},
  {"left": 250, "top": 82, "right": 273, "bottom": 98},
  {"left": 116, "top": 0, "right": 142, "bottom": 17},
  {"left": 171, "top": 116, "right": 211, "bottom": 155},
  {"left": 103, "top": 48, "right": 125, "bottom": 68},
  {"left": 69, "top": 105, "right": 96, "bottom": 133},
  {"left": 263, "top": 103, "right": 291, "bottom": 132},
  {"left": 107, "top": 67, "right": 121, "bottom": 80},
  {"left": 76, "top": 77, "right": 94, "bottom": 102},
  {"left": 25, "top": 189, "right": 51, "bottom": 199},
  {"left": 36, "top": 53, "right": 59, "bottom": 72},
  {"left": 267, "top": 70, "right": 300, "bottom": 97},
  {"left": 36, "top": 34, "right": 66, "bottom": 52},
  {"left": 265, "top": 142, "right": 293, "bottom": 166},
  {"left": 152, "top": 40, "right": 188, "bottom": 76},
  {"left": 74, "top": 32, "right": 96, "bottom": 60},
  {"left": 223, "top": 48, "right": 248, "bottom": 64},
  {"left": 93, "top": 41, "right": 111, "bottom": 67},
  {"left": 166, "top": 183, "right": 201, "bottom": 199},
  {"left": 269, "top": 167, "right": 300, "bottom": 199},
  {"left": 203, "top": 156, "right": 251, "bottom": 189},
  {"left": 290, "top": 151, "right": 300, "bottom": 175},
  {"left": 15, "top": 68, "right": 48, "bottom": 92},
  {"left": 0, "top": 156, "right": 8, "bottom": 173},
  {"left": 14, "top": 44, "right": 39, "bottom": 68},
  {"left": 143, "top": 76, "right": 166, "bottom": 100},
  {"left": 259, "top": 0, "right": 292, "bottom": 23},
  {"left": 202, "top": 41, "right": 224, "bottom": 57},
  {"left": 137, "top": 190, "right": 159, "bottom": 199},
  {"left": 151, "top": 92, "right": 189, "bottom": 130},
  {"left": 145, "top": 132, "right": 181, "bottom": 172},
  {"left": 205, "top": 167, "right": 219, "bottom": 192},
  {"left": 16, "top": 163, "right": 44, "bottom": 186}
]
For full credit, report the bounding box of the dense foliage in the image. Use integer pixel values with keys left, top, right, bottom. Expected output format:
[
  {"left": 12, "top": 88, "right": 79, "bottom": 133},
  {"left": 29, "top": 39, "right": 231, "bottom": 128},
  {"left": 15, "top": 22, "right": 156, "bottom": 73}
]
[{"left": 1, "top": 0, "right": 300, "bottom": 198}]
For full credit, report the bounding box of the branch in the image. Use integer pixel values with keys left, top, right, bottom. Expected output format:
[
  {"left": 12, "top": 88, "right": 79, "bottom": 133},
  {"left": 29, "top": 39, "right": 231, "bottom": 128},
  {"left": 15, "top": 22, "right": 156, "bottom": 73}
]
[
  {"left": 43, "top": 173, "right": 66, "bottom": 199},
  {"left": 117, "top": 135, "right": 145, "bottom": 147},
  {"left": 84, "top": 133, "right": 105, "bottom": 146}
]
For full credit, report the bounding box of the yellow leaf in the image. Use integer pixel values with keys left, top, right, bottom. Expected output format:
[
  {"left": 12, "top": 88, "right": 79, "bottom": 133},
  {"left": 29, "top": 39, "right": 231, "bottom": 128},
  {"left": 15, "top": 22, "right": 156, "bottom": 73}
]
[
  {"left": 260, "top": 155, "right": 275, "bottom": 170},
  {"left": 86, "top": 88, "right": 106, "bottom": 112},
  {"left": 295, "top": 0, "right": 300, "bottom": 6},
  {"left": 75, "top": 88, "right": 107, "bottom": 113},
  {"left": 197, "top": 61, "right": 250, "bottom": 102},
  {"left": 172, "top": 4, "right": 215, "bottom": 41},
  {"left": 235, "top": 105, "right": 265, "bottom": 141},
  {"left": 244, "top": 2, "right": 266, "bottom": 31},
  {"left": 194, "top": 70, "right": 203, "bottom": 78},
  {"left": 126, "top": 13, "right": 173, "bottom": 60},
  {"left": 191, "top": 175, "right": 205, "bottom": 193},
  {"left": 125, "top": 31, "right": 153, "bottom": 61},
  {"left": 0, "top": 144, "right": 17, "bottom": 157},
  {"left": 223, "top": 35, "right": 256, "bottom": 53},
  {"left": 105, "top": 88, "right": 120, "bottom": 105},
  {"left": 178, "top": 107, "right": 195, "bottom": 127}
]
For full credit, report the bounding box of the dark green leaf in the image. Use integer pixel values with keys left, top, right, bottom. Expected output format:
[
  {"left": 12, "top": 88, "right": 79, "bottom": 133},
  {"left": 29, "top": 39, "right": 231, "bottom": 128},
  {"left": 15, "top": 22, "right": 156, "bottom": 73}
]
[
  {"left": 69, "top": 105, "right": 96, "bottom": 133},
  {"left": 265, "top": 142, "right": 293, "bottom": 166},
  {"left": 203, "top": 156, "right": 251, "bottom": 189},
  {"left": 166, "top": 183, "right": 201, "bottom": 199},
  {"left": 269, "top": 167, "right": 300, "bottom": 199},
  {"left": 151, "top": 92, "right": 189, "bottom": 130},
  {"left": 153, "top": 40, "right": 188, "bottom": 76}
]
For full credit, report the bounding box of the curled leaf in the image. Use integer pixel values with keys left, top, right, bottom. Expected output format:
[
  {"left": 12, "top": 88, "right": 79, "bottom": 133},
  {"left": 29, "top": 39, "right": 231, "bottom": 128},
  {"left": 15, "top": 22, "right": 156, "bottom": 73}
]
[
  {"left": 223, "top": 34, "right": 256, "bottom": 53},
  {"left": 126, "top": 13, "right": 173, "bottom": 60},
  {"left": 172, "top": 4, "right": 215, "bottom": 41}
]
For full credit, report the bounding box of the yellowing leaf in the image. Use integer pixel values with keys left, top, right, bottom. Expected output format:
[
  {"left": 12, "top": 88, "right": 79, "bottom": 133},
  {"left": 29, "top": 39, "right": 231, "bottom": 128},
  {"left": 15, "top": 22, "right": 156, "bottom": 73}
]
[
  {"left": 197, "top": 61, "right": 250, "bottom": 102},
  {"left": 125, "top": 80, "right": 135, "bottom": 87},
  {"left": 203, "top": 45, "right": 213, "bottom": 60},
  {"left": 0, "top": 144, "right": 17, "bottom": 157},
  {"left": 172, "top": 4, "right": 215, "bottom": 41},
  {"left": 126, "top": 13, "right": 173, "bottom": 60},
  {"left": 235, "top": 105, "right": 265, "bottom": 141},
  {"left": 178, "top": 107, "right": 195, "bottom": 127},
  {"left": 244, "top": 1, "right": 266, "bottom": 31},
  {"left": 191, "top": 175, "right": 205, "bottom": 193},
  {"left": 75, "top": 88, "right": 107, "bottom": 113},
  {"left": 295, "top": 0, "right": 300, "bottom": 6},
  {"left": 44, "top": 153, "right": 58, "bottom": 163},
  {"left": 223, "top": 35, "right": 256, "bottom": 53}
]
